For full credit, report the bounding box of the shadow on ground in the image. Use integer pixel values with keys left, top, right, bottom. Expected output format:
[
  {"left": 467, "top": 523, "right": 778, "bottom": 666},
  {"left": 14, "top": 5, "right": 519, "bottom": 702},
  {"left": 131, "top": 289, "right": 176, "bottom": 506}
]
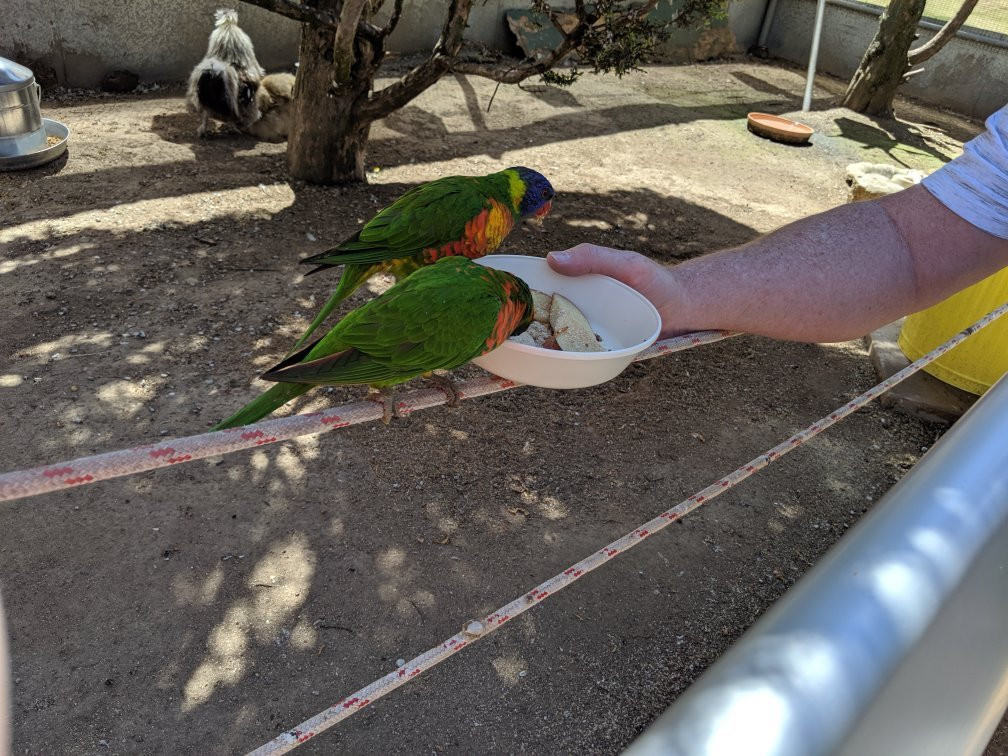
[{"left": 0, "top": 60, "right": 969, "bottom": 754}]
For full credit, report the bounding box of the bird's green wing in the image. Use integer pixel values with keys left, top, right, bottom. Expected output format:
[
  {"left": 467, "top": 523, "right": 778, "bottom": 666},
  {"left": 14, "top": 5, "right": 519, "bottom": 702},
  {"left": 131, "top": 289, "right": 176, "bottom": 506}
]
[
  {"left": 302, "top": 175, "right": 510, "bottom": 267},
  {"left": 264, "top": 259, "right": 508, "bottom": 386}
]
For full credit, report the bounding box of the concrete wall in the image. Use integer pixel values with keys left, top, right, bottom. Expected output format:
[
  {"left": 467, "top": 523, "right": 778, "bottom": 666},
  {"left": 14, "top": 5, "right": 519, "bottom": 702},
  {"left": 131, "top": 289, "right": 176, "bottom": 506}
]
[
  {"left": 1, "top": 0, "right": 768, "bottom": 89},
  {"left": 5, "top": 0, "right": 1001, "bottom": 119},
  {"left": 1, "top": 2, "right": 301, "bottom": 88},
  {"left": 0, "top": 0, "right": 565, "bottom": 88},
  {"left": 764, "top": 0, "right": 1008, "bottom": 119},
  {"left": 0, "top": 0, "right": 531, "bottom": 88},
  {"left": 386, "top": 0, "right": 523, "bottom": 52},
  {"left": 729, "top": 0, "right": 769, "bottom": 51}
]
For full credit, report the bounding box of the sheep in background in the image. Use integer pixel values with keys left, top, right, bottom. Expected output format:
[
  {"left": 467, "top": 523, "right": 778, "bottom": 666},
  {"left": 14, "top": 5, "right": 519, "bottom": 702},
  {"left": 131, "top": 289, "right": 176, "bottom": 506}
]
[
  {"left": 245, "top": 72, "right": 296, "bottom": 142},
  {"left": 186, "top": 8, "right": 265, "bottom": 137}
]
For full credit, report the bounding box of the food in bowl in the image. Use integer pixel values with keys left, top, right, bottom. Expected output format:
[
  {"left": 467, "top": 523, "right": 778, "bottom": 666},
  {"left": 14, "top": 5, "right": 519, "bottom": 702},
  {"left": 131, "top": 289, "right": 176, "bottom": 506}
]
[
  {"left": 472, "top": 255, "right": 661, "bottom": 389},
  {"left": 510, "top": 290, "right": 607, "bottom": 352}
]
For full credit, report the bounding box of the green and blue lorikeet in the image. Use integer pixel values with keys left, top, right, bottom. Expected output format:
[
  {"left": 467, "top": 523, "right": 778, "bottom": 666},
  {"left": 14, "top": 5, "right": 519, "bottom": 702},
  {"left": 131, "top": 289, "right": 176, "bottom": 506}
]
[
  {"left": 290, "top": 166, "right": 554, "bottom": 350},
  {"left": 213, "top": 257, "right": 534, "bottom": 429}
]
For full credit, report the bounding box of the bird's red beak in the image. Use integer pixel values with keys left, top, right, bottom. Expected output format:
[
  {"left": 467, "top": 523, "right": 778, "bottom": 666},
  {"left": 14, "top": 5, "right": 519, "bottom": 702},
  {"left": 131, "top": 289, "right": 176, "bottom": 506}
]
[{"left": 527, "top": 200, "right": 552, "bottom": 228}]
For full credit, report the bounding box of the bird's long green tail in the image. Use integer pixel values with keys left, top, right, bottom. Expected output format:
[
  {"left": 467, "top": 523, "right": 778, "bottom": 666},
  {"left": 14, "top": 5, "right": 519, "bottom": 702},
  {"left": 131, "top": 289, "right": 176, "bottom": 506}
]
[
  {"left": 212, "top": 381, "right": 310, "bottom": 430},
  {"left": 290, "top": 264, "right": 376, "bottom": 352}
]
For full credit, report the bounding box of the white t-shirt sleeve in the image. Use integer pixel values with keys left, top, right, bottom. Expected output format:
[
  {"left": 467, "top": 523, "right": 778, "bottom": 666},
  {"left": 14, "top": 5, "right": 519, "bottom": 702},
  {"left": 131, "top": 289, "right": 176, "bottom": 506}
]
[{"left": 922, "top": 104, "right": 1008, "bottom": 239}]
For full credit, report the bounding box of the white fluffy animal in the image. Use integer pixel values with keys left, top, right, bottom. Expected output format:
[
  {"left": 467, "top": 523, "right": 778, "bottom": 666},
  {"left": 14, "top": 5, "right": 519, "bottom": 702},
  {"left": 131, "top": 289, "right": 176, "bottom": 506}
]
[
  {"left": 186, "top": 8, "right": 266, "bottom": 136},
  {"left": 244, "top": 72, "right": 296, "bottom": 142}
]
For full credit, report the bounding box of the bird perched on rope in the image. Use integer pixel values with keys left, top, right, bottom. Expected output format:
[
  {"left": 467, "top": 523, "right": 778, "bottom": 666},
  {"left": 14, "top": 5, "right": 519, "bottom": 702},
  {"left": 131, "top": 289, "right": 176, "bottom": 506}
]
[
  {"left": 291, "top": 166, "right": 555, "bottom": 350},
  {"left": 186, "top": 8, "right": 266, "bottom": 137},
  {"left": 213, "top": 257, "right": 534, "bottom": 428}
]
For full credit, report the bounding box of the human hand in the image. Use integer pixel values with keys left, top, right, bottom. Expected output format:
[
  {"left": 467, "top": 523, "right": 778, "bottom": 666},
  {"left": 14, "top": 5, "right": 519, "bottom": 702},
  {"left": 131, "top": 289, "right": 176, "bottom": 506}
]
[{"left": 546, "top": 243, "right": 686, "bottom": 338}]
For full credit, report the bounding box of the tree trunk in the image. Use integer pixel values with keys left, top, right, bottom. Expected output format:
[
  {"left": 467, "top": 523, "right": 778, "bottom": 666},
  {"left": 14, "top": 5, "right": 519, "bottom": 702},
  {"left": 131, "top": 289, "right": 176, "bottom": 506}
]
[
  {"left": 841, "top": 0, "right": 925, "bottom": 117},
  {"left": 287, "top": 16, "right": 376, "bottom": 184}
]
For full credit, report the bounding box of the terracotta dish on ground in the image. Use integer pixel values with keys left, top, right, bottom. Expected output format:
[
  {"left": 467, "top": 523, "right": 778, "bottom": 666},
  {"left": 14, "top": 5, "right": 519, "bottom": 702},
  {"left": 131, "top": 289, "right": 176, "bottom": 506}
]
[{"left": 747, "top": 112, "right": 814, "bottom": 145}]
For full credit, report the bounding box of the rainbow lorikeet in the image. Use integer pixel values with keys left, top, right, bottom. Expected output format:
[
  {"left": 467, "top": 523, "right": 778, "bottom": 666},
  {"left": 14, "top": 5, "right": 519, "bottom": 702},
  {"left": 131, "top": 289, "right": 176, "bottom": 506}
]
[
  {"left": 213, "top": 257, "right": 534, "bottom": 429},
  {"left": 290, "top": 166, "right": 554, "bottom": 350}
]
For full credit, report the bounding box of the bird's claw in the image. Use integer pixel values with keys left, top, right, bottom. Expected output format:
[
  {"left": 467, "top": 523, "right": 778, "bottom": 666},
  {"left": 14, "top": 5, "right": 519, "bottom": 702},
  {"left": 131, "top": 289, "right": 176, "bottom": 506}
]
[
  {"left": 367, "top": 390, "right": 400, "bottom": 425},
  {"left": 427, "top": 374, "right": 462, "bottom": 407}
]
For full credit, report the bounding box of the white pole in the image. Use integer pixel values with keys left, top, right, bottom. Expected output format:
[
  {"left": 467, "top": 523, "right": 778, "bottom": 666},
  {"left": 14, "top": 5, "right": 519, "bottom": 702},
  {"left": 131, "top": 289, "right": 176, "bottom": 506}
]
[{"left": 802, "top": 0, "right": 827, "bottom": 111}]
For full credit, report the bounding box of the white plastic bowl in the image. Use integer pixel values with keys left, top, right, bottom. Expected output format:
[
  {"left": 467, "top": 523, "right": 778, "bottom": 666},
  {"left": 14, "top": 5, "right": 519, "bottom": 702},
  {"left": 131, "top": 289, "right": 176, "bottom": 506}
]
[{"left": 473, "top": 255, "right": 661, "bottom": 389}]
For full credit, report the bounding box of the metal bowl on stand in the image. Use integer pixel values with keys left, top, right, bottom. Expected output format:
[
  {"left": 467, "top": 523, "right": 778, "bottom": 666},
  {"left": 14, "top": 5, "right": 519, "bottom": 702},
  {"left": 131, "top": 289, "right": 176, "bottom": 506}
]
[{"left": 0, "top": 56, "right": 69, "bottom": 170}]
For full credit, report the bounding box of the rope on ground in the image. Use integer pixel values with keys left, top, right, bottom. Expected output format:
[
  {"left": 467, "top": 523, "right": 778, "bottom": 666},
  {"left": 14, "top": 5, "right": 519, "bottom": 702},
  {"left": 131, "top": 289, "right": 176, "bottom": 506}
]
[
  {"left": 246, "top": 300, "right": 1008, "bottom": 755},
  {"left": 0, "top": 330, "right": 735, "bottom": 504}
]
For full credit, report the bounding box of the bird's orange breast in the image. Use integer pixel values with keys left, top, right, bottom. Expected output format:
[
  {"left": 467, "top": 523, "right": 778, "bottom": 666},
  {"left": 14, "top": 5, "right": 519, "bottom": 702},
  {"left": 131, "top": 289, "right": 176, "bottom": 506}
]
[
  {"left": 484, "top": 282, "right": 528, "bottom": 352},
  {"left": 423, "top": 198, "right": 515, "bottom": 264}
]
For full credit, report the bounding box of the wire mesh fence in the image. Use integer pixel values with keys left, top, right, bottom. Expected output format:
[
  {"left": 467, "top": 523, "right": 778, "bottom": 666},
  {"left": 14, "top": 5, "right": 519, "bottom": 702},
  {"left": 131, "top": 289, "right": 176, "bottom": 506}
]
[{"left": 850, "top": 0, "right": 1008, "bottom": 42}]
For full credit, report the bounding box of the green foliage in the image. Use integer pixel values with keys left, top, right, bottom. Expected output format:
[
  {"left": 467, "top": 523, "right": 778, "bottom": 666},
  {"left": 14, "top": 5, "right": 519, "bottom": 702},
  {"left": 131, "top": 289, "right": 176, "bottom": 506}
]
[
  {"left": 541, "top": 68, "right": 583, "bottom": 86},
  {"left": 530, "top": 0, "right": 728, "bottom": 87},
  {"left": 676, "top": 0, "right": 730, "bottom": 27},
  {"left": 582, "top": 5, "right": 668, "bottom": 76}
]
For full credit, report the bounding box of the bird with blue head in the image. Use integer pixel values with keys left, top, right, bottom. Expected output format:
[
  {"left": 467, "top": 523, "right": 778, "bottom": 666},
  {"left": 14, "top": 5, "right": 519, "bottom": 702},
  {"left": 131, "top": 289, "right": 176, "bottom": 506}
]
[{"left": 289, "top": 166, "right": 555, "bottom": 349}]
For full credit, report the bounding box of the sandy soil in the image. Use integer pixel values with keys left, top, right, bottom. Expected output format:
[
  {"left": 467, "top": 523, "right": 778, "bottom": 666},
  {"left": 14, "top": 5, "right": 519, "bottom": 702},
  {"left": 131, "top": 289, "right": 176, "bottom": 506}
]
[{"left": 2, "top": 59, "right": 1002, "bottom": 754}]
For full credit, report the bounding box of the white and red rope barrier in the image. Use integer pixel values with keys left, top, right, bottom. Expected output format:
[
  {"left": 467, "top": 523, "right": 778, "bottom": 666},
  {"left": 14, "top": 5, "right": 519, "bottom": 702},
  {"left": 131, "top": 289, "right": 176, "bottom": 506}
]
[{"left": 246, "top": 302, "right": 1008, "bottom": 754}]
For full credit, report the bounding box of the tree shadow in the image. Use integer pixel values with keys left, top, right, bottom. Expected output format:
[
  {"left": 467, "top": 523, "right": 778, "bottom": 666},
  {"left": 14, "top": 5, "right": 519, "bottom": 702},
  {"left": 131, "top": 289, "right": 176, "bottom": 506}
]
[
  {"left": 375, "top": 99, "right": 800, "bottom": 166},
  {"left": 728, "top": 67, "right": 971, "bottom": 166},
  {"left": 11, "top": 73, "right": 930, "bottom": 232},
  {"left": 0, "top": 71, "right": 946, "bottom": 754},
  {"left": 452, "top": 74, "right": 490, "bottom": 132},
  {"left": 514, "top": 81, "right": 582, "bottom": 109},
  {"left": 832, "top": 115, "right": 951, "bottom": 167},
  {"left": 381, "top": 105, "right": 454, "bottom": 140},
  {"left": 4, "top": 144, "right": 764, "bottom": 753},
  {"left": 0, "top": 313, "right": 938, "bottom": 752},
  {"left": 729, "top": 70, "right": 836, "bottom": 111},
  {"left": 149, "top": 111, "right": 272, "bottom": 162},
  {"left": 9, "top": 98, "right": 774, "bottom": 227}
]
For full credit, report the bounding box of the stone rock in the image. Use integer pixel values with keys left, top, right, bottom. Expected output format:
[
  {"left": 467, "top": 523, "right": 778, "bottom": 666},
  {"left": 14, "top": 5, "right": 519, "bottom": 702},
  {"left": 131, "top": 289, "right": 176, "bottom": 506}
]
[
  {"left": 863, "top": 319, "right": 976, "bottom": 424},
  {"left": 845, "top": 162, "right": 927, "bottom": 202}
]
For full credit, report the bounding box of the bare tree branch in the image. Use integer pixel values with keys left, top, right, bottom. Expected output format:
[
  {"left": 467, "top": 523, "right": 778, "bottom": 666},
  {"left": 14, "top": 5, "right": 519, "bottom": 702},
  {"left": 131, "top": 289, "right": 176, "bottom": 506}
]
[
  {"left": 243, "top": 0, "right": 384, "bottom": 50},
  {"left": 621, "top": 0, "right": 661, "bottom": 23},
  {"left": 381, "top": 0, "right": 406, "bottom": 38},
  {"left": 333, "top": 0, "right": 370, "bottom": 83},
  {"left": 357, "top": 21, "right": 383, "bottom": 42},
  {"left": 907, "top": 0, "right": 979, "bottom": 65},
  {"left": 336, "top": 0, "right": 369, "bottom": 49},
  {"left": 450, "top": 41, "right": 581, "bottom": 84},
  {"left": 359, "top": 0, "right": 474, "bottom": 120},
  {"left": 239, "top": 0, "right": 340, "bottom": 28}
]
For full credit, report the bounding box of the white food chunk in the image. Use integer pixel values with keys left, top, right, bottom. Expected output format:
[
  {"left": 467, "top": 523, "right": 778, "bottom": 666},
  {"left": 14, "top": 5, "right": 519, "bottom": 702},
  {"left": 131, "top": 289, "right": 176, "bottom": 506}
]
[
  {"left": 549, "top": 293, "right": 606, "bottom": 352},
  {"left": 510, "top": 320, "right": 553, "bottom": 347},
  {"left": 530, "top": 289, "right": 553, "bottom": 324}
]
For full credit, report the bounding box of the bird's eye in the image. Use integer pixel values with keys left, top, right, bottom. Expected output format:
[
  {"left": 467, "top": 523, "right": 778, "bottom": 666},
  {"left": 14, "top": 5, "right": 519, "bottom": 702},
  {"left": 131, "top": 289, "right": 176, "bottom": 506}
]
[{"left": 542, "top": 189, "right": 550, "bottom": 198}]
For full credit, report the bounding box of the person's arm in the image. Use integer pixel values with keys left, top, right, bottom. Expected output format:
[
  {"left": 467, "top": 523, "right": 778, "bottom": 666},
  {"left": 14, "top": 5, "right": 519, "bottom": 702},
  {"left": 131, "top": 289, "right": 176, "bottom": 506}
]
[{"left": 547, "top": 184, "right": 1008, "bottom": 342}]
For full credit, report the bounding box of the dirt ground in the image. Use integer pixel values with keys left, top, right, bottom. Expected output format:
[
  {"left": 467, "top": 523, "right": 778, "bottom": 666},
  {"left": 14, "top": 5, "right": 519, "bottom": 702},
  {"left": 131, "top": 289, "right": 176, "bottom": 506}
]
[{"left": 1, "top": 59, "right": 1002, "bottom": 754}]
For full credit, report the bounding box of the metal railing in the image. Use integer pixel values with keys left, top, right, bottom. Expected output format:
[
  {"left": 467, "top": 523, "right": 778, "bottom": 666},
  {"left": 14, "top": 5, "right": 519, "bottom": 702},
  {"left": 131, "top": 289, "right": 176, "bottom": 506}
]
[{"left": 627, "top": 373, "right": 1008, "bottom": 756}]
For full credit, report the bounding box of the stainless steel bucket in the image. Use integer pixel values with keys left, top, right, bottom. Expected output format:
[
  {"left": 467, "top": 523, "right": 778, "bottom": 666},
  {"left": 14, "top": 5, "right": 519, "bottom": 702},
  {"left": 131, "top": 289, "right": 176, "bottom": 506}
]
[
  {"left": 0, "top": 57, "right": 46, "bottom": 156},
  {"left": 0, "top": 81, "right": 43, "bottom": 135}
]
